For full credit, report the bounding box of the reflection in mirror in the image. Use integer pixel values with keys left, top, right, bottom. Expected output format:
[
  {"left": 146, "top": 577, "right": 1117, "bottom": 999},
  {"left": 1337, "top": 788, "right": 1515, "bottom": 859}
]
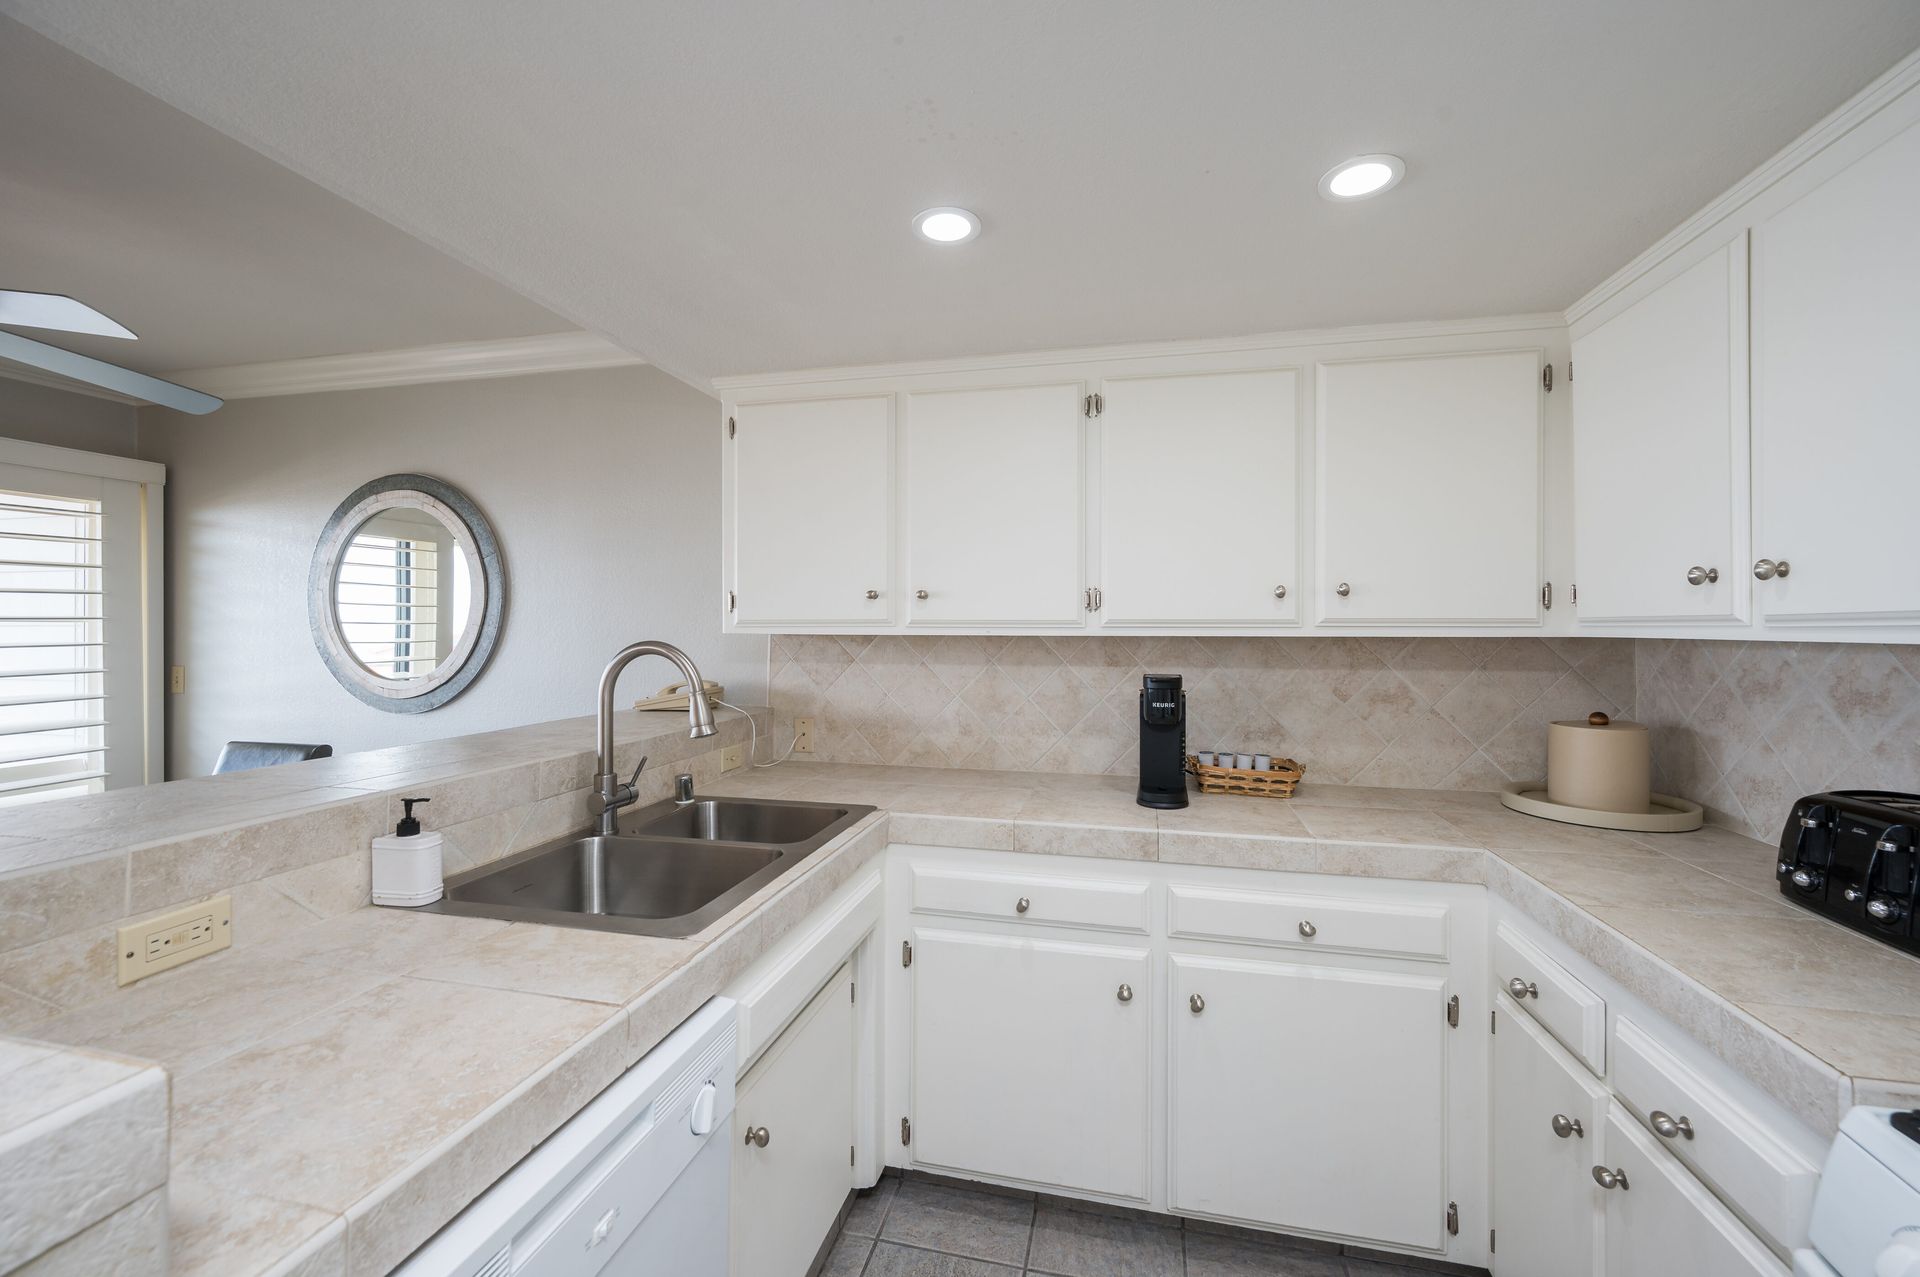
[{"left": 334, "top": 507, "right": 474, "bottom": 682}]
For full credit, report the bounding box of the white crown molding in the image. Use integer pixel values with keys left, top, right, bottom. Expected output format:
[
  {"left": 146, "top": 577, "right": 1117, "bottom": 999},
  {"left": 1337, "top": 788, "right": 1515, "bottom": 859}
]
[
  {"left": 1564, "top": 43, "right": 1920, "bottom": 329},
  {"left": 166, "top": 331, "right": 645, "bottom": 401},
  {"left": 711, "top": 312, "right": 1568, "bottom": 391}
]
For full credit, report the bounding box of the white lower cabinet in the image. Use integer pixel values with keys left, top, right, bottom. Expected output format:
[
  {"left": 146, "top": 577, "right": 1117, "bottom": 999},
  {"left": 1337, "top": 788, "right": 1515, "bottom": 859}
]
[
  {"left": 1491, "top": 1003, "right": 1607, "bottom": 1277},
  {"left": 1599, "top": 1106, "right": 1786, "bottom": 1277},
  {"left": 1170, "top": 953, "right": 1449, "bottom": 1248},
  {"left": 909, "top": 927, "right": 1151, "bottom": 1200},
  {"left": 731, "top": 963, "right": 856, "bottom": 1277}
]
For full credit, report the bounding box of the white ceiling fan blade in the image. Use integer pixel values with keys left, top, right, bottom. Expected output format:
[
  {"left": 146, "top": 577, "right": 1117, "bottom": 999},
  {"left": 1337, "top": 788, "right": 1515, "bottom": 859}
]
[
  {"left": 0, "top": 329, "right": 220, "bottom": 414},
  {"left": 0, "top": 290, "right": 138, "bottom": 340}
]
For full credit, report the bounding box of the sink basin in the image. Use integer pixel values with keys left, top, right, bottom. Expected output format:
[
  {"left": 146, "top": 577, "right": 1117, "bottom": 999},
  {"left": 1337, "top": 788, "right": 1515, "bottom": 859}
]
[
  {"left": 626, "top": 798, "right": 847, "bottom": 845},
  {"left": 427, "top": 794, "right": 873, "bottom": 937}
]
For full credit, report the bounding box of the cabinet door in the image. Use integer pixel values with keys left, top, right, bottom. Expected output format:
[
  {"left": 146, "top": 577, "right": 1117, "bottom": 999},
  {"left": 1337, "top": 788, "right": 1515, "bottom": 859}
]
[
  {"left": 1600, "top": 1107, "right": 1786, "bottom": 1277},
  {"left": 1572, "top": 239, "right": 1748, "bottom": 623},
  {"left": 1491, "top": 1006, "right": 1606, "bottom": 1277},
  {"left": 731, "top": 397, "right": 892, "bottom": 626},
  {"left": 903, "top": 383, "right": 1085, "bottom": 626},
  {"left": 1170, "top": 954, "right": 1448, "bottom": 1248},
  {"left": 732, "top": 964, "right": 855, "bottom": 1277},
  {"left": 1752, "top": 119, "right": 1920, "bottom": 625},
  {"left": 911, "top": 928, "right": 1150, "bottom": 1199},
  {"left": 1316, "top": 350, "right": 1542, "bottom": 624},
  {"left": 1097, "top": 369, "right": 1299, "bottom": 624}
]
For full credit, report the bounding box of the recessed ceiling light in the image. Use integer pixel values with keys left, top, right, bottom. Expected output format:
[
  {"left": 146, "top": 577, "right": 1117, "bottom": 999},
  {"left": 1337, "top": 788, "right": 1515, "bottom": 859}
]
[
  {"left": 1319, "top": 155, "right": 1405, "bottom": 202},
  {"left": 913, "top": 206, "right": 980, "bottom": 244}
]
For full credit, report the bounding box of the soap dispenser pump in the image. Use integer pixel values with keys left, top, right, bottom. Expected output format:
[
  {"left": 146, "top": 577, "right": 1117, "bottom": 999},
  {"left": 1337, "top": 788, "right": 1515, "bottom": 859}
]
[{"left": 372, "top": 796, "right": 444, "bottom": 907}]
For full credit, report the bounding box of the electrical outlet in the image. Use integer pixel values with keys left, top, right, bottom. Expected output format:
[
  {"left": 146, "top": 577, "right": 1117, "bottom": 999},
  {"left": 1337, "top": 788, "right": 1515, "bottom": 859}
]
[
  {"left": 721, "top": 743, "right": 745, "bottom": 771},
  {"left": 794, "top": 718, "right": 814, "bottom": 753},
  {"left": 169, "top": 665, "right": 185, "bottom": 694},
  {"left": 117, "top": 895, "right": 231, "bottom": 985}
]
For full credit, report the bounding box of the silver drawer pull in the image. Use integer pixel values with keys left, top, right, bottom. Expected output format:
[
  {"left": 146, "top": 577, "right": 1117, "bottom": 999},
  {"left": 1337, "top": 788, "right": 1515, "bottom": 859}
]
[
  {"left": 1551, "top": 1113, "right": 1584, "bottom": 1139},
  {"left": 1335, "top": 582, "right": 1351, "bottom": 597},
  {"left": 744, "top": 1126, "right": 770, "bottom": 1148},
  {"left": 865, "top": 590, "right": 880, "bottom": 600},
  {"left": 1189, "top": 993, "right": 1205, "bottom": 1014},
  {"left": 1649, "top": 1111, "right": 1694, "bottom": 1140},
  {"left": 1016, "top": 897, "right": 1030, "bottom": 914},
  {"left": 915, "top": 589, "right": 929, "bottom": 600},
  {"left": 1591, "top": 1165, "right": 1629, "bottom": 1191},
  {"left": 1297, "top": 920, "right": 1317, "bottom": 939},
  {"left": 1507, "top": 977, "right": 1538, "bottom": 999},
  {"left": 1686, "top": 566, "right": 1719, "bottom": 585},
  {"left": 1753, "top": 558, "right": 1790, "bottom": 581},
  {"left": 1116, "top": 983, "right": 1133, "bottom": 1003}
]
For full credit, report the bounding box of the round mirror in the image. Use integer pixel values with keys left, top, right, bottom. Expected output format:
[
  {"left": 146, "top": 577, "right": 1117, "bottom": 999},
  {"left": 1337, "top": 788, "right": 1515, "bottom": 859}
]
[{"left": 309, "top": 474, "right": 505, "bottom": 712}]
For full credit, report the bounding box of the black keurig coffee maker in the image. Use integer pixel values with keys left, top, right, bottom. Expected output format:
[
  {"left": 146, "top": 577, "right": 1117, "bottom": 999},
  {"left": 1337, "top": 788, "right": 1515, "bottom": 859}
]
[{"left": 1137, "top": 673, "right": 1189, "bottom": 809}]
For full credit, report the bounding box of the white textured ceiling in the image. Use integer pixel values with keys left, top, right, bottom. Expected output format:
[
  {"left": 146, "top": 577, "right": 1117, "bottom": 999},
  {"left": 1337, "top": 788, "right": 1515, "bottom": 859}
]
[
  {"left": 0, "top": 17, "right": 569, "bottom": 375},
  {"left": 8, "top": 2, "right": 1920, "bottom": 386}
]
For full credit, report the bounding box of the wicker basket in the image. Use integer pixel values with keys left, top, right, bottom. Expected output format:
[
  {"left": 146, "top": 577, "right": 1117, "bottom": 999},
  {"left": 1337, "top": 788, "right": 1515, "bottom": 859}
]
[{"left": 1186, "top": 754, "right": 1304, "bottom": 799}]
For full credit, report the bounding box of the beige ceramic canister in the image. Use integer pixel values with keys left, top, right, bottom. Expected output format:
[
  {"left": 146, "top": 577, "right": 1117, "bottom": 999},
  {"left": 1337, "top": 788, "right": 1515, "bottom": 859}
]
[{"left": 1545, "top": 711, "right": 1652, "bottom": 814}]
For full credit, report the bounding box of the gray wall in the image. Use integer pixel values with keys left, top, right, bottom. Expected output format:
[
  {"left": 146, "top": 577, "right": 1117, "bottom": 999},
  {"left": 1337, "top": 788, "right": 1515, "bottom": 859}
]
[
  {"left": 0, "top": 376, "right": 141, "bottom": 456},
  {"left": 139, "top": 365, "right": 768, "bottom": 777}
]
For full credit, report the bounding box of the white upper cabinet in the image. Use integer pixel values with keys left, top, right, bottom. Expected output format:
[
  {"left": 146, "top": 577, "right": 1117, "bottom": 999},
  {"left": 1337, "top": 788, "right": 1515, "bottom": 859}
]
[
  {"left": 1571, "top": 238, "right": 1749, "bottom": 624},
  {"left": 1752, "top": 118, "right": 1920, "bottom": 626},
  {"left": 902, "top": 382, "right": 1086, "bottom": 626},
  {"left": 1097, "top": 369, "right": 1299, "bottom": 625},
  {"left": 1316, "top": 350, "right": 1543, "bottom": 624},
  {"left": 729, "top": 396, "right": 893, "bottom": 627}
]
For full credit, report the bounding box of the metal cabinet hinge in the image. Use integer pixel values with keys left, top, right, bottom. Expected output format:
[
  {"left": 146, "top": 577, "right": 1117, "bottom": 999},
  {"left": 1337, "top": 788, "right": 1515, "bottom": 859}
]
[
  {"left": 1446, "top": 994, "right": 1460, "bottom": 1027},
  {"left": 1490, "top": 1009, "right": 1497, "bottom": 1034},
  {"left": 902, "top": 940, "right": 913, "bottom": 967},
  {"left": 728, "top": 416, "right": 736, "bottom": 439},
  {"left": 1542, "top": 582, "right": 1553, "bottom": 610},
  {"left": 1083, "top": 393, "right": 1104, "bottom": 418},
  {"left": 901, "top": 1117, "right": 912, "bottom": 1145},
  {"left": 1446, "top": 1201, "right": 1460, "bottom": 1236},
  {"left": 1083, "top": 586, "right": 1103, "bottom": 612},
  {"left": 1490, "top": 1228, "right": 1496, "bottom": 1254},
  {"left": 1571, "top": 583, "right": 1578, "bottom": 606},
  {"left": 851, "top": 981, "right": 856, "bottom": 1003},
  {"left": 851, "top": 1145, "right": 856, "bottom": 1166},
  {"left": 727, "top": 590, "right": 736, "bottom": 614},
  {"left": 1568, "top": 360, "right": 1574, "bottom": 384},
  {"left": 1542, "top": 364, "right": 1554, "bottom": 393}
]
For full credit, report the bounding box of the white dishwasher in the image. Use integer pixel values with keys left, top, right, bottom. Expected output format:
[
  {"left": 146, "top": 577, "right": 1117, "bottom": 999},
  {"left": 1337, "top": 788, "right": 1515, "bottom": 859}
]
[{"left": 395, "top": 997, "right": 737, "bottom": 1277}]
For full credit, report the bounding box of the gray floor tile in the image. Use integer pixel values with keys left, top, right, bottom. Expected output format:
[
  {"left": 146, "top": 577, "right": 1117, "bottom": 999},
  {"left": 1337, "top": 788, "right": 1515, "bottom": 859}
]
[
  {"left": 1025, "top": 1205, "right": 1182, "bottom": 1277},
  {"left": 865, "top": 1241, "right": 1022, "bottom": 1276},
  {"left": 1185, "top": 1229, "right": 1346, "bottom": 1277},
  {"left": 845, "top": 1175, "right": 901, "bottom": 1237},
  {"left": 879, "top": 1181, "right": 1035, "bottom": 1266},
  {"left": 823, "top": 1231, "right": 876, "bottom": 1277}
]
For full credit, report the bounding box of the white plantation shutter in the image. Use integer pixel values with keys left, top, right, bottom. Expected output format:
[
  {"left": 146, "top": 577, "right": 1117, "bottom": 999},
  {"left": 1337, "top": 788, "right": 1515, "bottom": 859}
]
[{"left": 0, "top": 444, "right": 163, "bottom": 805}]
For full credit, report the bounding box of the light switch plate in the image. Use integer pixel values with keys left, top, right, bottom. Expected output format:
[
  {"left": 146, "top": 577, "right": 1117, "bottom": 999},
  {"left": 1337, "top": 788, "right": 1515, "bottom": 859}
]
[
  {"left": 721, "top": 744, "right": 745, "bottom": 771},
  {"left": 117, "top": 895, "right": 231, "bottom": 985}
]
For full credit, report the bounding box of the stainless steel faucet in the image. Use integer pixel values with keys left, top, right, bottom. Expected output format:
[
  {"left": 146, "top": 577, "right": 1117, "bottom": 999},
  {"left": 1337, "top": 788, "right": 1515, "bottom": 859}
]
[{"left": 592, "top": 641, "right": 716, "bottom": 835}]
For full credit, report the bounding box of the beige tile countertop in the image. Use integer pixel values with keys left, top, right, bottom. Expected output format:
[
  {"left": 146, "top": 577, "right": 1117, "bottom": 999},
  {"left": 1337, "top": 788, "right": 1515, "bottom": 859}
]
[{"left": 15, "top": 759, "right": 1919, "bottom": 1276}]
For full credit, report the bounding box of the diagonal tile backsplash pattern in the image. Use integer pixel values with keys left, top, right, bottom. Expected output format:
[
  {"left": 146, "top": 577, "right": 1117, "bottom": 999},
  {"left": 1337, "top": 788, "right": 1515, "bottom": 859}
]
[
  {"left": 1638, "top": 640, "right": 1920, "bottom": 841},
  {"left": 768, "top": 635, "right": 1637, "bottom": 790}
]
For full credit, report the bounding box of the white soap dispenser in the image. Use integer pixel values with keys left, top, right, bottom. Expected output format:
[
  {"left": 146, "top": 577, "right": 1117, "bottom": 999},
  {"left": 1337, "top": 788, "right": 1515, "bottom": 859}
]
[{"left": 372, "top": 796, "right": 444, "bottom": 907}]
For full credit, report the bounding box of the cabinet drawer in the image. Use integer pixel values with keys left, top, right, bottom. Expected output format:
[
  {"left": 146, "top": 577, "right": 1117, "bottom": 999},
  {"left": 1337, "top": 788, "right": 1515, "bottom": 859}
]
[
  {"left": 1168, "top": 883, "right": 1447, "bottom": 960},
  {"left": 910, "top": 865, "right": 1150, "bottom": 933},
  {"left": 1610, "top": 1017, "right": 1818, "bottom": 1252},
  {"left": 1493, "top": 923, "right": 1605, "bottom": 1076}
]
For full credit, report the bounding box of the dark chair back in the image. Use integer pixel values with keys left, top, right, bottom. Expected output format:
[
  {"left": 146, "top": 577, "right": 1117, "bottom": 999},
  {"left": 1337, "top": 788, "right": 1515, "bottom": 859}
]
[{"left": 212, "top": 741, "right": 334, "bottom": 775}]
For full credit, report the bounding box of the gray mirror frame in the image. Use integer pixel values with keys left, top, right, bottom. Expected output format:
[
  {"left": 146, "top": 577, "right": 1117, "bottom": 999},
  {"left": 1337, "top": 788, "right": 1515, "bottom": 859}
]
[{"left": 308, "top": 473, "right": 506, "bottom": 713}]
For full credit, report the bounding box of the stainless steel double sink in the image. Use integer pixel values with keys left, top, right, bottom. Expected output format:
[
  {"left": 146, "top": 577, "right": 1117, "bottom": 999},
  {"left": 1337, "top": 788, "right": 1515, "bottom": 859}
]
[{"left": 425, "top": 795, "right": 874, "bottom": 938}]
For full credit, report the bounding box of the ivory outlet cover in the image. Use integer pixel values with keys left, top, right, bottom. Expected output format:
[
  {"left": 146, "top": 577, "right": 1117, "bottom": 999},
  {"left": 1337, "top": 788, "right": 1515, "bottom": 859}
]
[
  {"left": 117, "top": 895, "right": 232, "bottom": 985},
  {"left": 721, "top": 744, "right": 745, "bottom": 771}
]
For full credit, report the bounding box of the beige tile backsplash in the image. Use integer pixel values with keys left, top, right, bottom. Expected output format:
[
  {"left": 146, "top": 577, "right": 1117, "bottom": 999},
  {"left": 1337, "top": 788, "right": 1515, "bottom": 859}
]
[
  {"left": 768, "top": 635, "right": 1638, "bottom": 789},
  {"left": 1638, "top": 639, "right": 1920, "bottom": 842}
]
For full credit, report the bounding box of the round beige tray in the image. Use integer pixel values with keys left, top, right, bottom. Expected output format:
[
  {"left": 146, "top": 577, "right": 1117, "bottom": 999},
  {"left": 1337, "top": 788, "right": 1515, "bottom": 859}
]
[{"left": 1498, "top": 782, "right": 1703, "bottom": 833}]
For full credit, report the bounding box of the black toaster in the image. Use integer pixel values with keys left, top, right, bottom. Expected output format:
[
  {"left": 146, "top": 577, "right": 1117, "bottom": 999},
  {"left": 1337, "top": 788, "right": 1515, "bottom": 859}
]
[{"left": 1778, "top": 790, "right": 1920, "bottom": 957}]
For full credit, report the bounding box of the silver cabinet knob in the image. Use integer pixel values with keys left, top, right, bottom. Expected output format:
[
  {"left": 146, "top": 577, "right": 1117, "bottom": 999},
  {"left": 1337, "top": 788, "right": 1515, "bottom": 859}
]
[
  {"left": 1116, "top": 983, "right": 1133, "bottom": 1003},
  {"left": 1551, "top": 1113, "right": 1584, "bottom": 1139},
  {"left": 1335, "top": 582, "right": 1351, "bottom": 597},
  {"left": 1591, "top": 1165, "right": 1630, "bottom": 1191},
  {"left": 1686, "top": 566, "right": 1720, "bottom": 585},
  {"left": 744, "top": 1126, "right": 770, "bottom": 1148},
  {"left": 1507, "top": 977, "right": 1538, "bottom": 1000},
  {"left": 1753, "top": 559, "right": 1791, "bottom": 581},
  {"left": 1297, "top": 920, "right": 1317, "bottom": 939},
  {"left": 1189, "top": 993, "right": 1205, "bottom": 1014},
  {"left": 1273, "top": 585, "right": 1287, "bottom": 600},
  {"left": 1015, "top": 897, "right": 1030, "bottom": 914},
  {"left": 865, "top": 590, "right": 880, "bottom": 600},
  {"left": 915, "top": 589, "right": 929, "bottom": 600},
  {"left": 1649, "top": 1111, "right": 1694, "bottom": 1140}
]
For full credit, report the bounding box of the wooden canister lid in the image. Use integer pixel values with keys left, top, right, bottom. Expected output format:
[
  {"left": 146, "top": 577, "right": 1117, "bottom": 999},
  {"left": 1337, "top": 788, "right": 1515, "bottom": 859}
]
[{"left": 1552, "top": 710, "right": 1645, "bottom": 733}]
